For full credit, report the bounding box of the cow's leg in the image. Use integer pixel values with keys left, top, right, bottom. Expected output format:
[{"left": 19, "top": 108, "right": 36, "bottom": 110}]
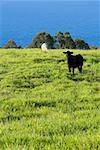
[
  {"left": 68, "top": 66, "right": 71, "bottom": 72},
  {"left": 78, "top": 66, "right": 82, "bottom": 73},
  {"left": 80, "top": 66, "right": 82, "bottom": 73},
  {"left": 72, "top": 67, "right": 74, "bottom": 75},
  {"left": 78, "top": 66, "right": 80, "bottom": 72}
]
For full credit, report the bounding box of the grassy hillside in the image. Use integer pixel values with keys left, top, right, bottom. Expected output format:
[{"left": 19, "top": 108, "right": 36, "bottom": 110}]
[{"left": 0, "top": 49, "right": 100, "bottom": 149}]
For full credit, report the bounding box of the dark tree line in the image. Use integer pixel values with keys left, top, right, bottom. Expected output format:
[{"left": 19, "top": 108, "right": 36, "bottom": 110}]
[
  {"left": 3, "top": 40, "right": 22, "bottom": 49},
  {"left": 54, "top": 32, "right": 76, "bottom": 49},
  {"left": 1, "top": 31, "right": 93, "bottom": 49},
  {"left": 28, "top": 32, "right": 90, "bottom": 49},
  {"left": 28, "top": 32, "right": 54, "bottom": 49}
]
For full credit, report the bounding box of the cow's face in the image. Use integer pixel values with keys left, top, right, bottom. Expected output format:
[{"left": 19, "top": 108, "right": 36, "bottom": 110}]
[{"left": 63, "top": 51, "right": 73, "bottom": 56}]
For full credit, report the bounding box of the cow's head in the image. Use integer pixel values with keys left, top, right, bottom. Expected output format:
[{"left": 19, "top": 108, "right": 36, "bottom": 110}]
[{"left": 63, "top": 51, "right": 73, "bottom": 56}]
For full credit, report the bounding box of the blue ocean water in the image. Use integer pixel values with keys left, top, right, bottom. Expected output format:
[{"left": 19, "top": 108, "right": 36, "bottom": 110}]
[{"left": 0, "top": 0, "right": 100, "bottom": 47}]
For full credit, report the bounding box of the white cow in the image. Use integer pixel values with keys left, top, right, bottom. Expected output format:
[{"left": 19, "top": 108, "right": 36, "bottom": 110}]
[{"left": 41, "top": 43, "right": 48, "bottom": 52}]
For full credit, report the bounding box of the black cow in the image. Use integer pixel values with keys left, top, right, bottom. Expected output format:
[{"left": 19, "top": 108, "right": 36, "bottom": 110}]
[{"left": 63, "top": 51, "right": 83, "bottom": 74}]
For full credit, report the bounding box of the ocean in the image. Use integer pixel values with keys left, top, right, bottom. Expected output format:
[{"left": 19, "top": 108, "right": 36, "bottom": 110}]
[{"left": 0, "top": 0, "right": 100, "bottom": 47}]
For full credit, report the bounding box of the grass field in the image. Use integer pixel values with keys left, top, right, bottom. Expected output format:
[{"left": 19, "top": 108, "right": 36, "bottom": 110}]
[{"left": 0, "top": 48, "right": 100, "bottom": 150}]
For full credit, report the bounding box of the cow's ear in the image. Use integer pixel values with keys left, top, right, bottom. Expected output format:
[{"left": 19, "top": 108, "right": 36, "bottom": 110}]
[
  {"left": 63, "top": 52, "right": 66, "bottom": 54},
  {"left": 71, "top": 52, "right": 73, "bottom": 54}
]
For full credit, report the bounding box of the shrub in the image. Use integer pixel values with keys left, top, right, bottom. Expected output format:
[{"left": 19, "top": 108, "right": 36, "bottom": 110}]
[
  {"left": 90, "top": 46, "right": 98, "bottom": 50},
  {"left": 27, "top": 32, "right": 54, "bottom": 49},
  {"left": 3, "top": 39, "right": 18, "bottom": 49},
  {"left": 54, "top": 32, "right": 76, "bottom": 49},
  {"left": 75, "top": 39, "right": 90, "bottom": 50}
]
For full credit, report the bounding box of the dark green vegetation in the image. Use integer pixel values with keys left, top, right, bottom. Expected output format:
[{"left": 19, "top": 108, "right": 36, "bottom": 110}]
[
  {"left": 28, "top": 32, "right": 54, "bottom": 49},
  {"left": 27, "top": 32, "right": 90, "bottom": 49},
  {"left": 3, "top": 40, "right": 22, "bottom": 49},
  {"left": 3, "top": 40, "right": 18, "bottom": 49},
  {"left": 2, "top": 32, "right": 91, "bottom": 49},
  {"left": 0, "top": 49, "right": 100, "bottom": 149}
]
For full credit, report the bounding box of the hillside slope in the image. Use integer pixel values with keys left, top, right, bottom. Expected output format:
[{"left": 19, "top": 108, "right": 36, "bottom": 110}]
[{"left": 0, "top": 49, "right": 100, "bottom": 149}]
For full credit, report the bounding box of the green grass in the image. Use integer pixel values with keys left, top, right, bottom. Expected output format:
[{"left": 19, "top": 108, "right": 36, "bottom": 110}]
[{"left": 0, "top": 48, "right": 100, "bottom": 150}]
